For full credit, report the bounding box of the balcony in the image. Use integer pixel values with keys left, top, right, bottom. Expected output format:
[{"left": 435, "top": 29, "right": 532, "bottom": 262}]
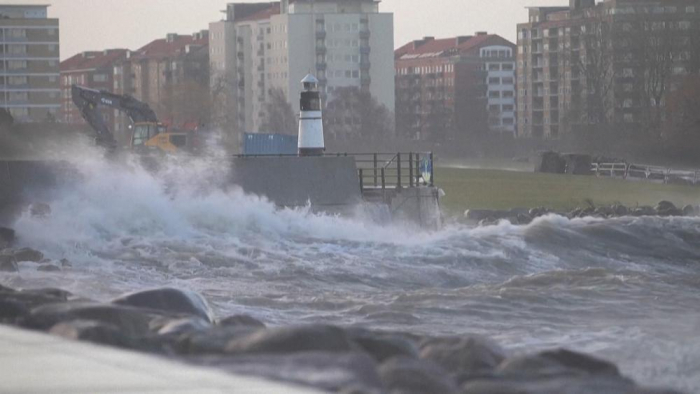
[
  {"left": 360, "top": 61, "right": 370, "bottom": 71},
  {"left": 315, "top": 46, "right": 327, "bottom": 54},
  {"left": 360, "top": 46, "right": 371, "bottom": 55},
  {"left": 361, "top": 75, "right": 371, "bottom": 85},
  {"left": 316, "top": 62, "right": 327, "bottom": 71},
  {"left": 316, "top": 31, "right": 326, "bottom": 39},
  {"left": 360, "top": 30, "right": 371, "bottom": 40}
]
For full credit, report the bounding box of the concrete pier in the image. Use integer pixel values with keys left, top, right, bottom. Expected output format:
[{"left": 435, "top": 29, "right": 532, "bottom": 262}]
[{"left": 0, "top": 325, "right": 320, "bottom": 394}]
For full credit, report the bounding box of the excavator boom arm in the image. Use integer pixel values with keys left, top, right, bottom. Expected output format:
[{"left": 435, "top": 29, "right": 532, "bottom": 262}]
[{"left": 71, "top": 85, "right": 160, "bottom": 147}]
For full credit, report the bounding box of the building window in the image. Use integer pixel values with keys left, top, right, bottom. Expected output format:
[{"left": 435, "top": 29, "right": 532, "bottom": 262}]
[
  {"left": 502, "top": 77, "right": 514, "bottom": 85},
  {"left": 503, "top": 104, "right": 514, "bottom": 112},
  {"left": 489, "top": 104, "right": 500, "bottom": 112},
  {"left": 502, "top": 63, "right": 514, "bottom": 71},
  {"left": 7, "top": 60, "right": 27, "bottom": 70},
  {"left": 93, "top": 74, "right": 108, "bottom": 82},
  {"left": 624, "top": 113, "right": 634, "bottom": 123},
  {"left": 623, "top": 68, "right": 634, "bottom": 78},
  {"left": 489, "top": 77, "right": 501, "bottom": 84},
  {"left": 8, "top": 45, "right": 27, "bottom": 55},
  {"left": 503, "top": 118, "right": 514, "bottom": 125},
  {"left": 489, "top": 91, "right": 501, "bottom": 98},
  {"left": 489, "top": 64, "right": 500, "bottom": 71},
  {"left": 503, "top": 91, "right": 514, "bottom": 98},
  {"left": 8, "top": 76, "right": 28, "bottom": 85},
  {"left": 687, "top": 6, "right": 696, "bottom": 13},
  {"left": 9, "top": 92, "right": 28, "bottom": 102},
  {"left": 7, "top": 29, "right": 26, "bottom": 39},
  {"left": 623, "top": 99, "right": 633, "bottom": 108}
]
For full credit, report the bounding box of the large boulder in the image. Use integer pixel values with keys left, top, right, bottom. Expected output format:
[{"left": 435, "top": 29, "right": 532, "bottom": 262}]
[
  {"left": 190, "top": 351, "right": 383, "bottom": 393},
  {"left": 49, "top": 319, "right": 134, "bottom": 348},
  {"left": 682, "top": 205, "right": 696, "bottom": 216},
  {"left": 419, "top": 336, "right": 507, "bottom": 380},
  {"left": 23, "top": 302, "right": 159, "bottom": 337},
  {"left": 496, "top": 349, "right": 621, "bottom": 379},
  {"left": 152, "top": 316, "right": 212, "bottom": 336},
  {"left": 655, "top": 201, "right": 681, "bottom": 217},
  {"left": 225, "top": 325, "right": 357, "bottom": 355},
  {"left": 462, "top": 376, "right": 681, "bottom": 394},
  {"left": 537, "top": 151, "right": 566, "bottom": 174},
  {"left": 0, "top": 288, "right": 73, "bottom": 323},
  {"left": 176, "top": 325, "right": 263, "bottom": 355},
  {"left": 346, "top": 327, "right": 420, "bottom": 363},
  {"left": 12, "top": 247, "right": 44, "bottom": 263},
  {"left": 112, "top": 288, "right": 214, "bottom": 323},
  {"left": 378, "top": 356, "right": 460, "bottom": 394},
  {"left": 218, "top": 314, "right": 266, "bottom": 328}
]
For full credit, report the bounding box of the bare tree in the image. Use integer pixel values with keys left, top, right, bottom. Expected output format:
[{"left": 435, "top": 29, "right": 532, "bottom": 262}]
[
  {"left": 324, "top": 87, "right": 394, "bottom": 142},
  {"left": 161, "top": 79, "right": 211, "bottom": 128},
  {"left": 260, "top": 88, "right": 296, "bottom": 134},
  {"left": 577, "top": 21, "right": 615, "bottom": 126}
]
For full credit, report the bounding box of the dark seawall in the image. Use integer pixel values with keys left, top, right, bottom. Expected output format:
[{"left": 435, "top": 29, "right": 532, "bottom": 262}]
[{"left": 0, "top": 160, "right": 77, "bottom": 225}]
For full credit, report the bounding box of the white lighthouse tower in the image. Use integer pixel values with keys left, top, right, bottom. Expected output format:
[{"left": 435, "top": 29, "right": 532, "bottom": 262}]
[{"left": 297, "top": 74, "right": 325, "bottom": 156}]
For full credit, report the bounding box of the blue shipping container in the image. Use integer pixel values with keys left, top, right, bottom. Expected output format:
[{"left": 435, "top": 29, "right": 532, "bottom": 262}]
[{"left": 243, "top": 133, "right": 298, "bottom": 155}]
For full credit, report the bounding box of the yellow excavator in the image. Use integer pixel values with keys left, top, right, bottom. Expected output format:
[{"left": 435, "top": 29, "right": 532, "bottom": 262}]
[{"left": 71, "top": 85, "right": 196, "bottom": 152}]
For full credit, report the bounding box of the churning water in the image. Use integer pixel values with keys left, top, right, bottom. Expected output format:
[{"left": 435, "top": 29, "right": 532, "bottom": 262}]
[{"left": 2, "top": 147, "right": 700, "bottom": 392}]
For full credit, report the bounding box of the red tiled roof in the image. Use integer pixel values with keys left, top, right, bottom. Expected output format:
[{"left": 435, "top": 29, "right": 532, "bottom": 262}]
[
  {"left": 395, "top": 34, "right": 515, "bottom": 61},
  {"left": 131, "top": 34, "right": 208, "bottom": 61},
  {"left": 237, "top": 3, "right": 280, "bottom": 22},
  {"left": 61, "top": 49, "right": 129, "bottom": 72}
]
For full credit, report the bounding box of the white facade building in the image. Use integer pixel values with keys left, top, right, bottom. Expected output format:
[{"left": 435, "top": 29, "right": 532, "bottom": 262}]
[
  {"left": 210, "top": 0, "right": 394, "bottom": 142},
  {"left": 481, "top": 45, "right": 516, "bottom": 135}
]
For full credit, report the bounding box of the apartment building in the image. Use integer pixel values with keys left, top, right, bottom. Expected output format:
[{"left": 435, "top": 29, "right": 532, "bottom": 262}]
[
  {"left": 0, "top": 4, "right": 60, "bottom": 123},
  {"left": 395, "top": 33, "right": 516, "bottom": 141},
  {"left": 210, "top": 0, "right": 394, "bottom": 143},
  {"left": 517, "top": 0, "right": 700, "bottom": 139},
  {"left": 60, "top": 49, "right": 128, "bottom": 127},
  {"left": 112, "top": 32, "right": 209, "bottom": 140}
]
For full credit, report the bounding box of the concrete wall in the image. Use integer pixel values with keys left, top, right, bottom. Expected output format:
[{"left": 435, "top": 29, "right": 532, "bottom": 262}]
[
  {"left": 0, "top": 160, "right": 76, "bottom": 225},
  {"left": 230, "top": 156, "right": 362, "bottom": 210}
]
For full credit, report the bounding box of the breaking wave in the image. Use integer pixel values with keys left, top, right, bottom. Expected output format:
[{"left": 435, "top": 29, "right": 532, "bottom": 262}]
[{"left": 2, "top": 145, "right": 700, "bottom": 391}]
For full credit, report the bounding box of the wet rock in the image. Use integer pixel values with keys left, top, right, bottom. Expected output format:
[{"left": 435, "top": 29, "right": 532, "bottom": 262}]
[
  {"left": 0, "top": 227, "right": 15, "bottom": 248},
  {"left": 153, "top": 316, "right": 211, "bottom": 336},
  {"left": 112, "top": 288, "right": 214, "bottom": 323},
  {"left": 13, "top": 247, "right": 44, "bottom": 263},
  {"left": 218, "top": 314, "right": 266, "bottom": 328},
  {"left": 50, "top": 319, "right": 133, "bottom": 348},
  {"left": 516, "top": 213, "right": 533, "bottom": 225},
  {"left": 225, "top": 325, "right": 357, "bottom": 355},
  {"left": 378, "top": 356, "right": 460, "bottom": 394},
  {"left": 346, "top": 327, "right": 420, "bottom": 363},
  {"left": 419, "top": 336, "right": 507, "bottom": 380},
  {"left": 191, "top": 351, "right": 383, "bottom": 393},
  {"left": 176, "top": 325, "right": 263, "bottom": 355},
  {"left": 37, "top": 264, "right": 61, "bottom": 272},
  {"left": 612, "top": 204, "right": 629, "bottom": 217},
  {"left": 60, "top": 258, "right": 72, "bottom": 268},
  {"left": 594, "top": 206, "right": 614, "bottom": 218},
  {"left": 682, "top": 205, "right": 696, "bottom": 216},
  {"left": 462, "top": 376, "right": 651, "bottom": 394},
  {"left": 0, "top": 253, "right": 18, "bottom": 272},
  {"left": 0, "top": 288, "right": 73, "bottom": 322},
  {"left": 29, "top": 203, "right": 51, "bottom": 218},
  {"left": 632, "top": 206, "right": 656, "bottom": 217},
  {"left": 496, "top": 349, "right": 621, "bottom": 378},
  {"left": 24, "top": 302, "right": 158, "bottom": 337},
  {"left": 655, "top": 201, "right": 680, "bottom": 216}
]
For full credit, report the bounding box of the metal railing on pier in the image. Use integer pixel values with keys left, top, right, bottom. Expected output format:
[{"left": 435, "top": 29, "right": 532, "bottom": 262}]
[
  {"left": 233, "top": 152, "right": 435, "bottom": 193},
  {"left": 592, "top": 162, "right": 700, "bottom": 185}
]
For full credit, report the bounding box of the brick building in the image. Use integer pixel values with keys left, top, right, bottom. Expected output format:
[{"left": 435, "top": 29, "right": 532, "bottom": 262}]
[
  {"left": 112, "top": 32, "right": 209, "bottom": 142},
  {"left": 395, "top": 33, "right": 516, "bottom": 142},
  {"left": 0, "top": 4, "right": 60, "bottom": 123},
  {"left": 517, "top": 0, "right": 700, "bottom": 139},
  {"left": 60, "top": 49, "right": 128, "bottom": 127}
]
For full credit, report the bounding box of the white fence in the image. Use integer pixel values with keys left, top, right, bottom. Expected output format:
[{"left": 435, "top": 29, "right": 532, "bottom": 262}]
[{"left": 591, "top": 162, "right": 700, "bottom": 185}]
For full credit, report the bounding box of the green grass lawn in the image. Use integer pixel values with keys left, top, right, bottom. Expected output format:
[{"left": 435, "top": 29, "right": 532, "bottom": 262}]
[{"left": 437, "top": 167, "right": 700, "bottom": 215}]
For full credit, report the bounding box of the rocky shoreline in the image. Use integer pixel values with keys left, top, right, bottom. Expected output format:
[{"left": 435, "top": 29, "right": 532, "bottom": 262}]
[
  {"left": 465, "top": 201, "right": 699, "bottom": 227},
  {"left": 0, "top": 226, "right": 684, "bottom": 394}
]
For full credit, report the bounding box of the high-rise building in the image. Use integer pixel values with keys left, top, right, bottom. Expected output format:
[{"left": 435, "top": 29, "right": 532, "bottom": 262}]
[
  {"left": 0, "top": 4, "right": 60, "bottom": 123},
  {"left": 60, "top": 49, "right": 128, "bottom": 127},
  {"left": 395, "top": 33, "right": 516, "bottom": 141},
  {"left": 517, "top": 0, "right": 700, "bottom": 139},
  {"left": 209, "top": 0, "right": 394, "bottom": 146}
]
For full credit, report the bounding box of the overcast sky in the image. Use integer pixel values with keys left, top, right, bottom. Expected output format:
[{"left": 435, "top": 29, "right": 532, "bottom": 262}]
[{"left": 5, "top": 0, "right": 565, "bottom": 60}]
